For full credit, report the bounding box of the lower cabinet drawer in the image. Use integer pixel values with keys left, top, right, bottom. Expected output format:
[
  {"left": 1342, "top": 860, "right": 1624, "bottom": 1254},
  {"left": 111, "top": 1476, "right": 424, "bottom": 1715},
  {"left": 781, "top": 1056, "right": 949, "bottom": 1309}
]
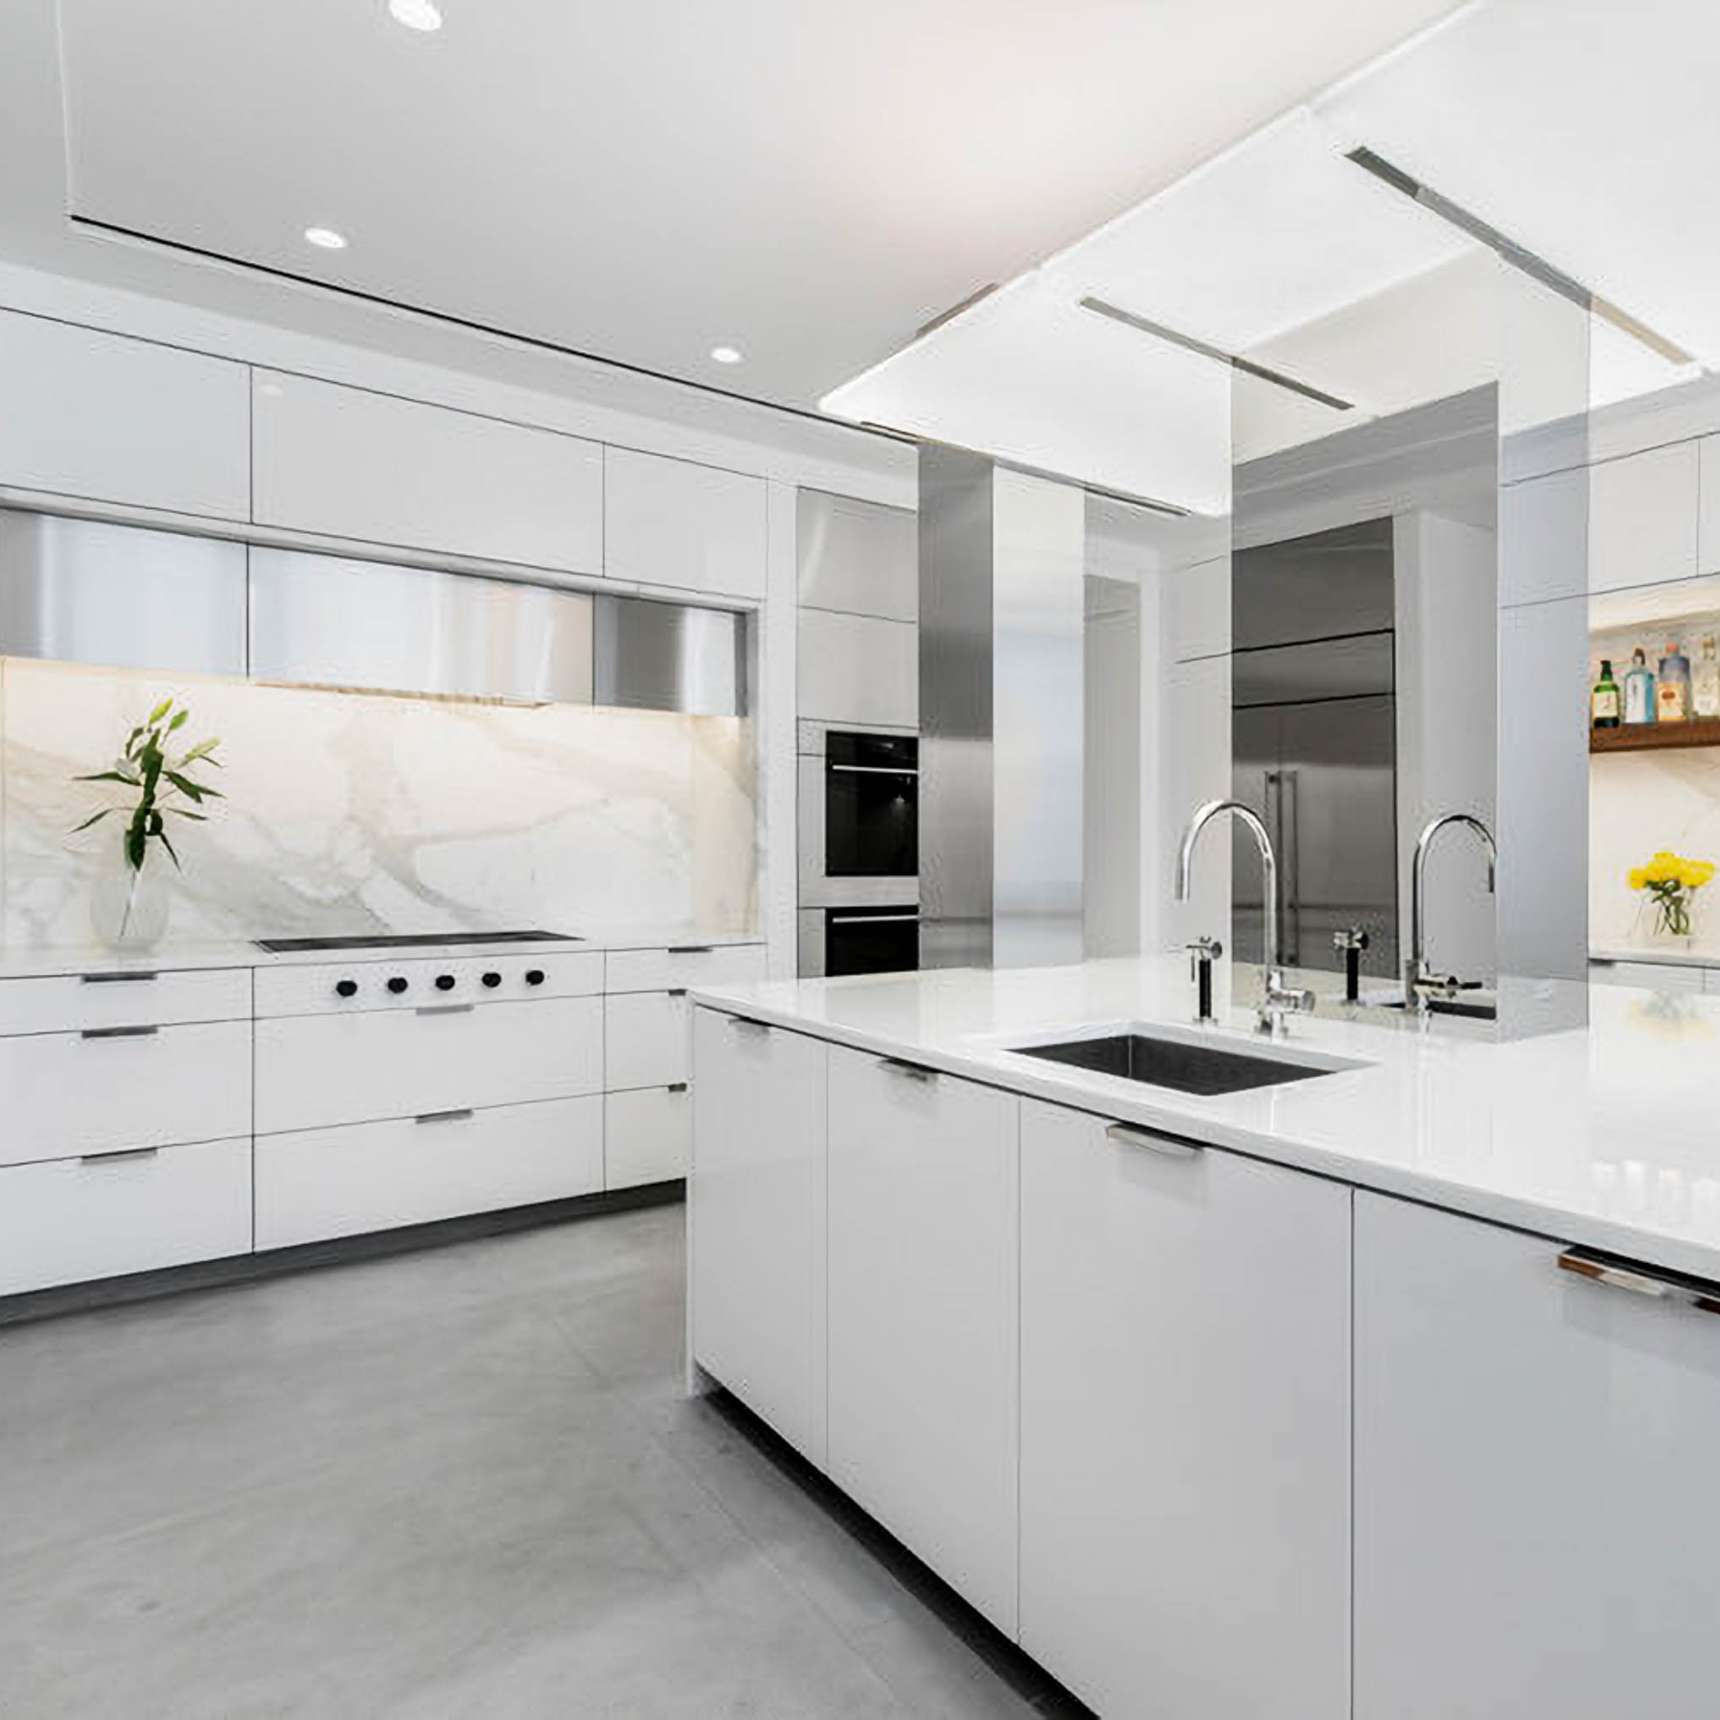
[
  {"left": 605, "top": 1086, "right": 690, "bottom": 1189},
  {"left": 0, "top": 1137, "right": 252, "bottom": 1297},
  {"left": 605, "top": 943, "right": 766, "bottom": 994},
  {"left": 254, "top": 1095, "right": 604, "bottom": 1249},
  {"left": 604, "top": 992, "right": 689, "bottom": 1090},
  {"left": 0, "top": 1020, "right": 252, "bottom": 1168}
]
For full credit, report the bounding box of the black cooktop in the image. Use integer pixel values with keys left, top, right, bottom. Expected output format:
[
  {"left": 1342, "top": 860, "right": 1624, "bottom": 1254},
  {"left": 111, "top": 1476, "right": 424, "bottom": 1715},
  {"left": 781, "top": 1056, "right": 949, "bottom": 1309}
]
[{"left": 253, "top": 930, "right": 582, "bottom": 953}]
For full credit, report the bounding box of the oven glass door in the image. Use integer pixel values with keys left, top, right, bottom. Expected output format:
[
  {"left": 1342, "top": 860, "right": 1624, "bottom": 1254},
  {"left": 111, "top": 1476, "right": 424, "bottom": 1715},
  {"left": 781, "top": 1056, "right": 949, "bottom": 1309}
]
[
  {"left": 824, "top": 732, "right": 918, "bottom": 878},
  {"left": 825, "top": 906, "right": 919, "bottom": 976}
]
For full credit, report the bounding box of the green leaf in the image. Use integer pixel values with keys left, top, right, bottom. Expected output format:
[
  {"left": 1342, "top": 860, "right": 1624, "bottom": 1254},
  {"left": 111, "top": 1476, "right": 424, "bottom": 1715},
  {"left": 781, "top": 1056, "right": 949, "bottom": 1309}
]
[
  {"left": 69, "top": 808, "right": 116, "bottom": 833},
  {"left": 147, "top": 696, "right": 173, "bottom": 725},
  {"left": 177, "top": 738, "right": 220, "bottom": 767},
  {"left": 74, "top": 770, "right": 141, "bottom": 787},
  {"left": 164, "top": 808, "right": 207, "bottom": 821},
  {"left": 163, "top": 771, "right": 206, "bottom": 802},
  {"left": 167, "top": 709, "right": 189, "bottom": 732},
  {"left": 125, "top": 825, "right": 146, "bottom": 870},
  {"left": 155, "top": 826, "right": 182, "bottom": 870}
]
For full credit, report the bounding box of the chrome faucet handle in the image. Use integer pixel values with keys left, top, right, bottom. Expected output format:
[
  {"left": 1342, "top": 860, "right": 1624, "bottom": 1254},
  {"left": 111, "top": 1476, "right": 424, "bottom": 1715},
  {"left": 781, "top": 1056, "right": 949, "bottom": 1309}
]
[
  {"left": 1186, "top": 935, "right": 1223, "bottom": 978},
  {"left": 1186, "top": 937, "right": 1223, "bottom": 1024},
  {"left": 1331, "top": 927, "right": 1370, "bottom": 952},
  {"left": 1259, "top": 969, "right": 1316, "bottom": 1035}
]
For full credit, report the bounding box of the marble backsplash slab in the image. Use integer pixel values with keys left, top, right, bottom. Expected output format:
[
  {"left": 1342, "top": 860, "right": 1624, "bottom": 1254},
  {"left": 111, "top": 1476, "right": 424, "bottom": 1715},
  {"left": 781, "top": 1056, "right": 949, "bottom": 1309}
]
[
  {"left": 0, "top": 658, "right": 758, "bottom": 948},
  {"left": 1591, "top": 748, "right": 1720, "bottom": 956}
]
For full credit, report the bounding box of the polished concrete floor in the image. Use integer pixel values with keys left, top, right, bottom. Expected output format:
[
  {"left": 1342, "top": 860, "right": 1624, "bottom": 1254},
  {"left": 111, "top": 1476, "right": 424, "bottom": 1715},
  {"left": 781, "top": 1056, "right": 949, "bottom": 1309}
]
[{"left": 0, "top": 1204, "right": 1088, "bottom": 1719}]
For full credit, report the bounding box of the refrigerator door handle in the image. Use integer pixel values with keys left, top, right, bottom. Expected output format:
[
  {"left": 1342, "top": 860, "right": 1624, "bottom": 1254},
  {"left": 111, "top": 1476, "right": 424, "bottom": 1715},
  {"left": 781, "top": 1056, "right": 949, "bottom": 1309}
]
[{"left": 1277, "top": 767, "right": 1300, "bottom": 966}]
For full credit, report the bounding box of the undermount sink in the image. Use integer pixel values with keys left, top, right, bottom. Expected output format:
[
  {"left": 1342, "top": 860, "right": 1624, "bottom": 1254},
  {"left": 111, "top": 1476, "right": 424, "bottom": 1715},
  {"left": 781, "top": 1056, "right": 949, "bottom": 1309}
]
[{"left": 1013, "top": 1031, "right": 1338, "bottom": 1097}]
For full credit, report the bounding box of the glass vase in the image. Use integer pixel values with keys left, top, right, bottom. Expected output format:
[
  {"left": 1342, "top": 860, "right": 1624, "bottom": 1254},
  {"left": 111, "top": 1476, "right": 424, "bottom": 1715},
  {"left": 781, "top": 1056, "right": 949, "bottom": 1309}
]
[{"left": 90, "top": 857, "right": 171, "bottom": 952}]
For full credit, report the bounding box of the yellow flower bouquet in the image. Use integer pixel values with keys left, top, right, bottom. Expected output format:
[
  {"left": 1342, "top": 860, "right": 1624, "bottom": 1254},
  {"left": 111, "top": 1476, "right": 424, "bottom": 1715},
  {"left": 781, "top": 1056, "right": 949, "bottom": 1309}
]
[{"left": 1628, "top": 850, "right": 1716, "bottom": 939}]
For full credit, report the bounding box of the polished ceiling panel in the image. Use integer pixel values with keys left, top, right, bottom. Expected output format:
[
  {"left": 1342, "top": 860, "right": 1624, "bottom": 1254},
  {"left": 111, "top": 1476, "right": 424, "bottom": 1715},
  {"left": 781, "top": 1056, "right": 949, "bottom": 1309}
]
[{"left": 46, "top": 0, "right": 1467, "bottom": 410}]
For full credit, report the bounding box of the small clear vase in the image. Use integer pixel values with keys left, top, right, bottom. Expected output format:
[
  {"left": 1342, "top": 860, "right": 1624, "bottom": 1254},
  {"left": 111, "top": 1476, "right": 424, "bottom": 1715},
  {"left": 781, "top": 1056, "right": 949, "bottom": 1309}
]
[{"left": 90, "top": 857, "right": 171, "bottom": 952}]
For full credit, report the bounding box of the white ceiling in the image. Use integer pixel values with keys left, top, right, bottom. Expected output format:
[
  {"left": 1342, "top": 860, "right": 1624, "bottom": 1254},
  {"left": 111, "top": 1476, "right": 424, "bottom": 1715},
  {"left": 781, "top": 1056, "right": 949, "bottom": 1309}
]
[{"left": 16, "top": 0, "right": 1467, "bottom": 412}]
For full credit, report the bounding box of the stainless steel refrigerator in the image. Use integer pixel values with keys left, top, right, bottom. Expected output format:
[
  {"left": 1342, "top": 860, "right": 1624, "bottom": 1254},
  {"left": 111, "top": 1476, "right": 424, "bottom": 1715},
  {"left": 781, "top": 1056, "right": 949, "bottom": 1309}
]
[{"left": 1231, "top": 519, "right": 1398, "bottom": 981}]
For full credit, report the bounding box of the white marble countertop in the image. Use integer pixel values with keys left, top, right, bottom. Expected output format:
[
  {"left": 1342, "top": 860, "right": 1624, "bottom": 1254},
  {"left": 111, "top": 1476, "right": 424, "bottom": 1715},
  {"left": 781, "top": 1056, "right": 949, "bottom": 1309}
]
[
  {"left": 690, "top": 954, "right": 1720, "bottom": 1283},
  {"left": 0, "top": 926, "right": 763, "bottom": 980}
]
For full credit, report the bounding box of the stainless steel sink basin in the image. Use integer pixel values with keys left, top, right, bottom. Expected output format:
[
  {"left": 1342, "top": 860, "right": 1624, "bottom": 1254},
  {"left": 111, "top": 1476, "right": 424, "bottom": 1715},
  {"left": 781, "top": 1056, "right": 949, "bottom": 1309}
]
[{"left": 1014, "top": 1032, "right": 1337, "bottom": 1097}]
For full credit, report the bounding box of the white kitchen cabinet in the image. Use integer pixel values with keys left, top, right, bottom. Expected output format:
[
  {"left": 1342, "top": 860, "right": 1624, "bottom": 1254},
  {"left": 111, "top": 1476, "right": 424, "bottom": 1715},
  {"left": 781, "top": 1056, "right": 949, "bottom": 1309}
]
[
  {"left": 0, "top": 1136, "right": 252, "bottom": 1296},
  {"left": 604, "top": 1085, "right": 690, "bottom": 1189},
  {"left": 251, "top": 370, "right": 603, "bottom": 572},
  {"left": 603, "top": 942, "right": 765, "bottom": 995},
  {"left": 254, "top": 996, "right": 602, "bottom": 1134},
  {"left": 1355, "top": 1192, "right": 1720, "bottom": 1720},
  {"left": 690, "top": 1009, "right": 828, "bottom": 1459},
  {"left": 1500, "top": 464, "right": 1590, "bottom": 605},
  {"left": 0, "top": 1020, "right": 252, "bottom": 1169},
  {"left": 254, "top": 1095, "right": 602, "bottom": 1249},
  {"left": 603, "top": 446, "right": 766, "bottom": 598},
  {"left": 796, "top": 489, "right": 917, "bottom": 621},
  {"left": 253, "top": 949, "right": 601, "bottom": 1017},
  {"left": 796, "top": 607, "right": 918, "bottom": 727},
  {"left": 1587, "top": 956, "right": 1705, "bottom": 993},
  {"left": 0, "top": 966, "right": 249, "bottom": 1037},
  {"left": 0, "top": 309, "right": 250, "bottom": 520},
  {"left": 825, "top": 1046, "right": 1019, "bottom": 1637},
  {"left": 604, "top": 991, "right": 688, "bottom": 1091},
  {"left": 1163, "top": 553, "right": 1231, "bottom": 661},
  {"left": 1018, "top": 1099, "right": 1351, "bottom": 1718},
  {"left": 1700, "top": 433, "right": 1720, "bottom": 576},
  {"left": 1589, "top": 441, "right": 1699, "bottom": 595}
]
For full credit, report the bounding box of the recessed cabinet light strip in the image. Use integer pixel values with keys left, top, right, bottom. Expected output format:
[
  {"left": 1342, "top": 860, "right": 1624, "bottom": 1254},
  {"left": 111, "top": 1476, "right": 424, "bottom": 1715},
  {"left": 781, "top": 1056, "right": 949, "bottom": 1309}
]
[
  {"left": 1078, "top": 296, "right": 1356, "bottom": 412},
  {"left": 1345, "top": 145, "right": 1695, "bottom": 367}
]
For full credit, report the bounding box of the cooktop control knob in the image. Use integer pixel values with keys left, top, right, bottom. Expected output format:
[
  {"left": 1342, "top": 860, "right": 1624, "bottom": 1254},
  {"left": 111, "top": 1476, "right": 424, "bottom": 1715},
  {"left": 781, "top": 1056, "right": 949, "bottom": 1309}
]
[
  {"left": 435, "top": 974, "right": 456, "bottom": 992},
  {"left": 387, "top": 976, "right": 409, "bottom": 995},
  {"left": 481, "top": 971, "right": 502, "bottom": 989},
  {"left": 525, "top": 968, "right": 546, "bottom": 987},
  {"left": 335, "top": 978, "right": 358, "bottom": 999}
]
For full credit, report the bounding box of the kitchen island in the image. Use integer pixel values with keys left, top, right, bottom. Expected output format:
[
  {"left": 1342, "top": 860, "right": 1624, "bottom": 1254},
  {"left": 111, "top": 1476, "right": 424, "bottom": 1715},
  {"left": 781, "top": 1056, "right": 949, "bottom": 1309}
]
[{"left": 686, "top": 956, "right": 1720, "bottom": 1720}]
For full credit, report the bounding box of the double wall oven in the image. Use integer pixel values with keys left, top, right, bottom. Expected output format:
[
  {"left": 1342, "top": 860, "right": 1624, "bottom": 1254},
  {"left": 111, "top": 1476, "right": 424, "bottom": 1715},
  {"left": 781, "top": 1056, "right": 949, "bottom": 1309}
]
[{"left": 797, "top": 723, "right": 920, "bottom": 976}]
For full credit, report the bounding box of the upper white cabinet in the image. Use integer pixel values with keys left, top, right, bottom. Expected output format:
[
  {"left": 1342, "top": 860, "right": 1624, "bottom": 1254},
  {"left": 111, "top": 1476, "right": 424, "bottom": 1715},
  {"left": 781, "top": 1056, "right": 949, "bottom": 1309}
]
[
  {"left": 1700, "top": 433, "right": 1720, "bottom": 576},
  {"left": 796, "top": 489, "right": 917, "bottom": 621},
  {"left": 603, "top": 446, "right": 766, "bottom": 598},
  {"left": 1589, "top": 440, "right": 1699, "bottom": 595},
  {"left": 825, "top": 1046, "right": 1019, "bottom": 1637},
  {"left": 1018, "top": 1099, "right": 1351, "bottom": 1718},
  {"left": 796, "top": 607, "right": 917, "bottom": 727},
  {"left": 251, "top": 371, "right": 603, "bottom": 573},
  {"left": 1163, "top": 553, "right": 1231, "bottom": 661},
  {"left": 0, "top": 308, "right": 249, "bottom": 520},
  {"left": 689, "top": 1009, "right": 828, "bottom": 1460},
  {"left": 1355, "top": 1192, "right": 1720, "bottom": 1720}
]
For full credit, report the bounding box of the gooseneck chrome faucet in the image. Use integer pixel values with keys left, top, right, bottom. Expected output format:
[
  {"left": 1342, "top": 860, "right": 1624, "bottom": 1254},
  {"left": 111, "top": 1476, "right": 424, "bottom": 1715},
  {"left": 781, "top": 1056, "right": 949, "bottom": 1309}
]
[
  {"left": 1176, "top": 798, "right": 1315, "bottom": 1036},
  {"left": 1404, "top": 812, "right": 1498, "bottom": 1012}
]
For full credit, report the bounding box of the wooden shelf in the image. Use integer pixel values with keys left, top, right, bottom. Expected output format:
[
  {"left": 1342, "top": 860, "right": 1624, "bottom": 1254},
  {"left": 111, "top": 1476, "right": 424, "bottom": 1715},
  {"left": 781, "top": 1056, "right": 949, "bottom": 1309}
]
[{"left": 1591, "top": 717, "right": 1720, "bottom": 754}]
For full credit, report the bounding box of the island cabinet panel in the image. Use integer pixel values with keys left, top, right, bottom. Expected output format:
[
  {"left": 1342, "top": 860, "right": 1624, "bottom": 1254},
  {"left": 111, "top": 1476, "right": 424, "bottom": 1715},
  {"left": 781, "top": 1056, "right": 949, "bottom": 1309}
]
[
  {"left": 825, "top": 1047, "right": 1020, "bottom": 1638},
  {"left": 1355, "top": 1192, "right": 1720, "bottom": 1720},
  {"left": 1018, "top": 1099, "right": 1351, "bottom": 1719},
  {"left": 689, "top": 1009, "right": 828, "bottom": 1461}
]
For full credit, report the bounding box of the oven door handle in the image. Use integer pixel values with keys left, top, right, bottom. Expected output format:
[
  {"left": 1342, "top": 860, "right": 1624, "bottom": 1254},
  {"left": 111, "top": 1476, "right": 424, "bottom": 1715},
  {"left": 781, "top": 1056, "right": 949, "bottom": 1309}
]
[
  {"left": 827, "top": 913, "right": 920, "bottom": 925},
  {"left": 827, "top": 764, "right": 919, "bottom": 776}
]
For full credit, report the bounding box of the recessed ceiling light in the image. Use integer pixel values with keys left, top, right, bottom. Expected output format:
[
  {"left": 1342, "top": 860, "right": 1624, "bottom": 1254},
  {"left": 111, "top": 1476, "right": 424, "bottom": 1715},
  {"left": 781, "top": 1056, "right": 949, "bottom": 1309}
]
[
  {"left": 303, "top": 226, "right": 348, "bottom": 251},
  {"left": 388, "top": 0, "right": 443, "bottom": 30},
  {"left": 709, "top": 345, "right": 743, "bottom": 365}
]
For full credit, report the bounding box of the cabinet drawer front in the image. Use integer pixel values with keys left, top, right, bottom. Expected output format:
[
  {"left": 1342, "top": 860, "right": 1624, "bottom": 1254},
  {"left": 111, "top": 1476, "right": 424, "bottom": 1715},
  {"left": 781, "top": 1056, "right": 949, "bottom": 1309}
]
[
  {"left": 254, "top": 997, "right": 601, "bottom": 1134},
  {"left": 825, "top": 1046, "right": 1019, "bottom": 1636},
  {"left": 0, "top": 967, "right": 249, "bottom": 1038},
  {"left": 605, "top": 1086, "right": 690, "bottom": 1189},
  {"left": 605, "top": 942, "right": 765, "bottom": 994},
  {"left": 254, "top": 1096, "right": 602, "bottom": 1249},
  {"left": 603, "top": 446, "right": 766, "bottom": 598},
  {"left": 0, "top": 309, "right": 250, "bottom": 521},
  {"left": 0, "top": 1137, "right": 251, "bottom": 1297},
  {"left": 252, "top": 371, "right": 603, "bottom": 573},
  {"left": 254, "top": 950, "right": 601, "bottom": 1017},
  {"left": 604, "top": 992, "right": 688, "bottom": 1091},
  {"left": 0, "top": 1020, "right": 252, "bottom": 1168}
]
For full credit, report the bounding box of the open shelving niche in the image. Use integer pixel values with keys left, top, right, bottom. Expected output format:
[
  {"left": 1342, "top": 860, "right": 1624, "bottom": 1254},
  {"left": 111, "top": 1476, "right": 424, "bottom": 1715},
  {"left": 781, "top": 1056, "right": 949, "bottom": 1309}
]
[{"left": 1590, "top": 574, "right": 1720, "bottom": 754}]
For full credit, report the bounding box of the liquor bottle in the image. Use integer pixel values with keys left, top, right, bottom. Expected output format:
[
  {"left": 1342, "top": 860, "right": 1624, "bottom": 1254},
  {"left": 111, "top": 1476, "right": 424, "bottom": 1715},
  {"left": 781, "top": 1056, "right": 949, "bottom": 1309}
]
[
  {"left": 1624, "top": 647, "right": 1657, "bottom": 725},
  {"left": 1694, "top": 636, "right": 1720, "bottom": 720},
  {"left": 1658, "top": 641, "right": 1691, "bottom": 722},
  {"left": 1592, "top": 659, "right": 1621, "bottom": 728}
]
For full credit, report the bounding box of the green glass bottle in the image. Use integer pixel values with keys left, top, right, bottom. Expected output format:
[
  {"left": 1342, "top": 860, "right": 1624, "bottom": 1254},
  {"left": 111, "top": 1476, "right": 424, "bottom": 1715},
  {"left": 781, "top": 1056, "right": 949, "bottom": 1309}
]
[{"left": 1592, "top": 658, "right": 1621, "bottom": 729}]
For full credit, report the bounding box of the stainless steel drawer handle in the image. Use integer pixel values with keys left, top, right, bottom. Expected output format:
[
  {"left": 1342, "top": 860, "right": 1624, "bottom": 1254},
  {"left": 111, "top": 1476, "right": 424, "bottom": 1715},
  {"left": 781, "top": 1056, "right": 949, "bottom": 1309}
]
[
  {"left": 80, "top": 1024, "right": 160, "bottom": 1041},
  {"left": 668, "top": 945, "right": 714, "bottom": 955},
  {"left": 80, "top": 1146, "right": 160, "bottom": 1164},
  {"left": 81, "top": 971, "right": 159, "bottom": 985},
  {"left": 415, "top": 1003, "right": 476, "bottom": 1017},
  {"left": 879, "top": 1056, "right": 936, "bottom": 1083},
  {"left": 727, "top": 1016, "right": 769, "bottom": 1037},
  {"left": 1557, "top": 1247, "right": 1720, "bottom": 1314},
  {"left": 1105, "top": 1121, "right": 1202, "bottom": 1159},
  {"left": 666, "top": 1081, "right": 689, "bottom": 1094},
  {"left": 667, "top": 988, "right": 688, "bottom": 998},
  {"left": 830, "top": 913, "right": 920, "bottom": 926},
  {"left": 415, "top": 1107, "right": 475, "bottom": 1126}
]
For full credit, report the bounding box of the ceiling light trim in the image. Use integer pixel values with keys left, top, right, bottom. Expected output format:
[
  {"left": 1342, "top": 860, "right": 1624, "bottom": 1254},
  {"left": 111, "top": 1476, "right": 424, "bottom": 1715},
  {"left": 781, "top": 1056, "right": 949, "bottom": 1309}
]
[
  {"left": 1344, "top": 145, "right": 1696, "bottom": 368},
  {"left": 1078, "top": 294, "right": 1356, "bottom": 411}
]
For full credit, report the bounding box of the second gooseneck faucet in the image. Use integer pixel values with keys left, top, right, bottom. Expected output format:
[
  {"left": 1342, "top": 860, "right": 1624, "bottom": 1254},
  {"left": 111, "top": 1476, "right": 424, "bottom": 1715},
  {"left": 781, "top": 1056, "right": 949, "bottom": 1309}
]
[
  {"left": 1404, "top": 812, "right": 1497, "bottom": 1012},
  {"left": 1176, "top": 798, "right": 1315, "bottom": 1036}
]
